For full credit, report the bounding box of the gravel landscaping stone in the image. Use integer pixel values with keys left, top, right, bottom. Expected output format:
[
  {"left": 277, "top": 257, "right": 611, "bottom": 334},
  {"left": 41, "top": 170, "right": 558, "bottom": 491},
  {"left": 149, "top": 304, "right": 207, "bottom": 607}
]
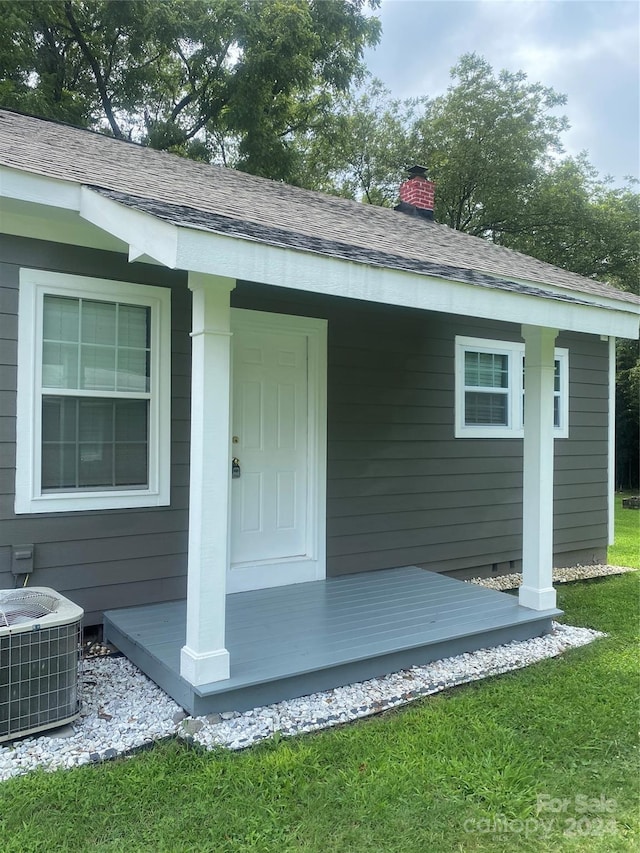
[
  {"left": 3, "top": 563, "right": 630, "bottom": 780},
  {"left": 466, "top": 563, "right": 636, "bottom": 591},
  {"left": 0, "top": 620, "right": 605, "bottom": 781}
]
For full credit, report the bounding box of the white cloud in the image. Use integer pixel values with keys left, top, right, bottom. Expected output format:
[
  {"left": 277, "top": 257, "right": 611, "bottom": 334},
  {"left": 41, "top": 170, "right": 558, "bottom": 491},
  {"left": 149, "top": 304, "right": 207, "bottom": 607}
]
[
  {"left": 511, "top": 22, "right": 638, "bottom": 79},
  {"left": 364, "top": 0, "right": 639, "bottom": 183}
]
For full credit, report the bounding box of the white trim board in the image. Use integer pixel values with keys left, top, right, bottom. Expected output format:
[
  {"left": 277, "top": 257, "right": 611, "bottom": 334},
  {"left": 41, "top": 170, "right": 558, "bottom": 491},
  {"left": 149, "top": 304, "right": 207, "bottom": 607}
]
[
  {"left": 179, "top": 227, "right": 639, "bottom": 339},
  {"left": 2, "top": 167, "right": 638, "bottom": 339},
  {"left": 15, "top": 268, "right": 171, "bottom": 513},
  {"left": 454, "top": 336, "right": 569, "bottom": 439},
  {"left": 608, "top": 336, "right": 616, "bottom": 546}
]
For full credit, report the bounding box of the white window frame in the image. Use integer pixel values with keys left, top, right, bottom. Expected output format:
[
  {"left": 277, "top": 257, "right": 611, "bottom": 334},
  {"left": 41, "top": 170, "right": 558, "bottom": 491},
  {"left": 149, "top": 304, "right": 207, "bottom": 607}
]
[
  {"left": 455, "top": 336, "right": 568, "bottom": 439},
  {"left": 16, "top": 269, "right": 171, "bottom": 513}
]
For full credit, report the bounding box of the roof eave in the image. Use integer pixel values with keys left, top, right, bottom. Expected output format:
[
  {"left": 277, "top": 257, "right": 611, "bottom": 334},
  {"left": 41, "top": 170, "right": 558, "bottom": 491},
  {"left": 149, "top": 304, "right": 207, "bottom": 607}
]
[
  {"left": 2, "top": 170, "right": 638, "bottom": 339},
  {"left": 174, "top": 222, "right": 639, "bottom": 339}
]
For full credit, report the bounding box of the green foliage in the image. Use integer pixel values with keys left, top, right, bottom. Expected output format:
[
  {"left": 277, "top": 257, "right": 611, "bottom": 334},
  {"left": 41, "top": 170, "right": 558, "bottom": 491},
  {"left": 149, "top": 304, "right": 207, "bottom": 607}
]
[
  {"left": 292, "top": 78, "right": 416, "bottom": 202},
  {"left": 293, "top": 54, "right": 640, "bottom": 480},
  {"left": 616, "top": 343, "right": 640, "bottom": 491},
  {"left": 413, "top": 53, "right": 569, "bottom": 235},
  {"left": 0, "top": 573, "right": 638, "bottom": 852},
  {"left": 498, "top": 157, "right": 640, "bottom": 288},
  {"left": 608, "top": 493, "right": 640, "bottom": 568},
  {"left": 0, "top": 0, "right": 381, "bottom": 179}
]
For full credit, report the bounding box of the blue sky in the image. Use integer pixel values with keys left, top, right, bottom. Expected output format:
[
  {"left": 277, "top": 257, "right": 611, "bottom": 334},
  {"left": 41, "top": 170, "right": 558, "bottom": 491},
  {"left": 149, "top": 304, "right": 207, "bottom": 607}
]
[{"left": 364, "top": 0, "right": 639, "bottom": 185}]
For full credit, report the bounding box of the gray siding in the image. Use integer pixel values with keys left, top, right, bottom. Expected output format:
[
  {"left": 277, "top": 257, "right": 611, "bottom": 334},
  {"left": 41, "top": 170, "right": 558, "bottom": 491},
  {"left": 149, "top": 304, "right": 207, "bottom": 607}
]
[
  {"left": 233, "top": 283, "right": 609, "bottom": 579},
  {"left": 0, "top": 239, "right": 610, "bottom": 622},
  {"left": 0, "top": 235, "right": 190, "bottom": 622}
]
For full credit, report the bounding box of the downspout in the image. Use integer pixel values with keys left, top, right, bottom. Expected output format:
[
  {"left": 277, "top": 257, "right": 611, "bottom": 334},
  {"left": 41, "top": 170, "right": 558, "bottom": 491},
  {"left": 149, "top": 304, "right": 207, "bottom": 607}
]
[{"left": 608, "top": 336, "right": 616, "bottom": 546}]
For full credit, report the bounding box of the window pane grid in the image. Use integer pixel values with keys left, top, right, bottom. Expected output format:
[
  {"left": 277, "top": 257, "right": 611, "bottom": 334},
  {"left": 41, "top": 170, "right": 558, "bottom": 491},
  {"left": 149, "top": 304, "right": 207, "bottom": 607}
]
[
  {"left": 464, "top": 351, "right": 509, "bottom": 388},
  {"left": 465, "top": 391, "right": 509, "bottom": 425},
  {"left": 457, "top": 338, "right": 568, "bottom": 437},
  {"left": 522, "top": 357, "right": 562, "bottom": 428},
  {"left": 464, "top": 350, "right": 510, "bottom": 426},
  {"left": 42, "top": 397, "right": 149, "bottom": 490},
  {"left": 41, "top": 296, "right": 151, "bottom": 493},
  {"left": 42, "top": 297, "right": 150, "bottom": 393}
]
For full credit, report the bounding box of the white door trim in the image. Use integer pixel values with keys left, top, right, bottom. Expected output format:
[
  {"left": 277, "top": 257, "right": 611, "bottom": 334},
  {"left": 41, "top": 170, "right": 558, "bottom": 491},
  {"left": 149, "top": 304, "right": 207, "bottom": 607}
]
[{"left": 228, "top": 308, "right": 327, "bottom": 592}]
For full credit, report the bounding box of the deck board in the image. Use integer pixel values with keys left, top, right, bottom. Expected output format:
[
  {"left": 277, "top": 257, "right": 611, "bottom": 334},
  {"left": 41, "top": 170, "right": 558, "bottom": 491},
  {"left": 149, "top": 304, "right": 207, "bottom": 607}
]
[{"left": 104, "top": 567, "right": 561, "bottom": 715}]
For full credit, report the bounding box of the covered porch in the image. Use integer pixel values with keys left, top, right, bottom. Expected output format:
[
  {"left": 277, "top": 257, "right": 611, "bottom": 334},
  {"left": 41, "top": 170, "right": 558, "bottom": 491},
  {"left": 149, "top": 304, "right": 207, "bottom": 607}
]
[
  {"left": 104, "top": 273, "right": 566, "bottom": 715},
  {"left": 103, "top": 566, "right": 561, "bottom": 716}
]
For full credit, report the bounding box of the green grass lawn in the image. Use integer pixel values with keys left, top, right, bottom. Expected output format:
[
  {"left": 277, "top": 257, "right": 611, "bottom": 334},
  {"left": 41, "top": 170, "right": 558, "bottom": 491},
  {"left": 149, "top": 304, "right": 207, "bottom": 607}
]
[
  {"left": 608, "top": 492, "right": 640, "bottom": 568},
  {"left": 1, "top": 512, "right": 638, "bottom": 852}
]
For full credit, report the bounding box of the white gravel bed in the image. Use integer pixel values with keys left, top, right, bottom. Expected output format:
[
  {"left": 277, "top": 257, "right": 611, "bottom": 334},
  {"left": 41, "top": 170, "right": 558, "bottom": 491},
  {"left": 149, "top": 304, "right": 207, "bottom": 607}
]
[
  {"left": 467, "top": 563, "right": 636, "bottom": 591},
  {"left": 0, "top": 657, "right": 182, "bottom": 782},
  {"left": 0, "top": 621, "right": 604, "bottom": 781}
]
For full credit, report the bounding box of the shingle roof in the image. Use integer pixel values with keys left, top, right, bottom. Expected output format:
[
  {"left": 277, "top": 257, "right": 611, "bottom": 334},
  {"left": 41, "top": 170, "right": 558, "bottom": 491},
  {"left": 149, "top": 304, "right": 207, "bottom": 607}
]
[
  {"left": 0, "top": 109, "right": 638, "bottom": 307},
  {"left": 95, "top": 187, "right": 593, "bottom": 307}
]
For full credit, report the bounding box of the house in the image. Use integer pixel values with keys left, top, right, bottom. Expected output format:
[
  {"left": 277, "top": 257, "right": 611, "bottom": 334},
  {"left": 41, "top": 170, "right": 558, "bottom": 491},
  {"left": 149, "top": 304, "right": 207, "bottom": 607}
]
[{"left": 1, "top": 109, "right": 638, "bottom": 714}]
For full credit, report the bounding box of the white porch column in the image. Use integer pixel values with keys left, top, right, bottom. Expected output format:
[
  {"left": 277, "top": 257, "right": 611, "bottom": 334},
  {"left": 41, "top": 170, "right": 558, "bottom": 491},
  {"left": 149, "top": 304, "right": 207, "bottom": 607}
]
[
  {"left": 180, "top": 272, "right": 236, "bottom": 686},
  {"left": 519, "top": 324, "right": 558, "bottom": 611}
]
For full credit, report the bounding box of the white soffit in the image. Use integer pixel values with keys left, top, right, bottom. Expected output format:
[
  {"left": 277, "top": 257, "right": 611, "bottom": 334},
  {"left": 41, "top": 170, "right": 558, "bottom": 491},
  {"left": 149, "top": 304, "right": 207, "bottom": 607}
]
[
  {"left": 0, "top": 167, "right": 125, "bottom": 253},
  {"left": 0, "top": 197, "right": 126, "bottom": 253}
]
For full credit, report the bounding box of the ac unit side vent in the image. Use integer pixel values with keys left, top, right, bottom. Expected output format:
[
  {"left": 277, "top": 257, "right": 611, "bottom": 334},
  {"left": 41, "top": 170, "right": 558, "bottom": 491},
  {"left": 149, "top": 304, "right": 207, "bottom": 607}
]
[{"left": 0, "top": 588, "right": 83, "bottom": 742}]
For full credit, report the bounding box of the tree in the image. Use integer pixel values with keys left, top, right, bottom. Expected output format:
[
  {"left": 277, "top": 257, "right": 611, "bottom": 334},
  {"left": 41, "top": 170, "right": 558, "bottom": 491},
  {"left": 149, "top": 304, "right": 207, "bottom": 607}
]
[
  {"left": 292, "top": 79, "right": 417, "bottom": 203},
  {"left": 499, "top": 162, "right": 639, "bottom": 492},
  {"left": 498, "top": 156, "right": 639, "bottom": 289},
  {"left": 411, "top": 53, "right": 569, "bottom": 235},
  {"left": 0, "top": 0, "right": 380, "bottom": 179},
  {"left": 616, "top": 339, "right": 640, "bottom": 491}
]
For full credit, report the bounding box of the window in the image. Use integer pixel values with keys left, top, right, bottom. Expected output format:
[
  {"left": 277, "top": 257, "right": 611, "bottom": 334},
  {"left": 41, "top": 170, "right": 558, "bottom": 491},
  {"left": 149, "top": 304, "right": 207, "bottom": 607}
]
[
  {"left": 455, "top": 336, "right": 568, "bottom": 439},
  {"left": 522, "top": 352, "right": 569, "bottom": 435},
  {"left": 16, "top": 270, "right": 171, "bottom": 513}
]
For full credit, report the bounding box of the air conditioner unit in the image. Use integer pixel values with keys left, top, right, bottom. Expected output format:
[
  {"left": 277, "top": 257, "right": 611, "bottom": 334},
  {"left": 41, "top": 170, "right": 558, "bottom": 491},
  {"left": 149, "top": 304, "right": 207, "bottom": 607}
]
[{"left": 0, "top": 588, "right": 83, "bottom": 742}]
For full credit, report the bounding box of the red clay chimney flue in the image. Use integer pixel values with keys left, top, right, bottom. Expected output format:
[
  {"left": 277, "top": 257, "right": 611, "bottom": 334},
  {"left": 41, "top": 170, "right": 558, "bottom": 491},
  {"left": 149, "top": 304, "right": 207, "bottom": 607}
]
[{"left": 397, "top": 165, "right": 435, "bottom": 220}]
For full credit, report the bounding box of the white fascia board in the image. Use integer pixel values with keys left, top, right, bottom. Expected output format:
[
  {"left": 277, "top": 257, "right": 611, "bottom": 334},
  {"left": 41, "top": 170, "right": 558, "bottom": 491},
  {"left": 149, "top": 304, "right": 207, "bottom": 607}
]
[
  {"left": 79, "top": 187, "right": 178, "bottom": 269},
  {"left": 176, "top": 227, "right": 640, "bottom": 339},
  {"left": 488, "top": 270, "right": 640, "bottom": 316},
  {"left": 0, "top": 165, "right": 81, "bottom": 210}
]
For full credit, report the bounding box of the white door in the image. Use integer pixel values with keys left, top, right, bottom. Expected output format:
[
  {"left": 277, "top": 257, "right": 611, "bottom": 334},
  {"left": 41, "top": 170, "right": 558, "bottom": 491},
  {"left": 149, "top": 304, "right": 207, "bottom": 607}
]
[{"left": 228, "top": 310, "right": 327, "bottom": 592}]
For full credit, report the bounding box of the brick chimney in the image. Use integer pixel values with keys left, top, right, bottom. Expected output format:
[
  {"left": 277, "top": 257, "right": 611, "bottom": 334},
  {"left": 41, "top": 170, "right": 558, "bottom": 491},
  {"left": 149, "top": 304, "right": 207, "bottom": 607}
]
[{"left": 396, "top": 165, "right": 435, "bottom": 220}]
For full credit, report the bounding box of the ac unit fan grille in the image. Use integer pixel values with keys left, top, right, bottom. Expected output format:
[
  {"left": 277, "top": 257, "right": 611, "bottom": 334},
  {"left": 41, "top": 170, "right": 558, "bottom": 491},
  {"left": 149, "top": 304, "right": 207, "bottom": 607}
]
[{"left": 0, "top": 590, "right": 58, "bottom": 628}]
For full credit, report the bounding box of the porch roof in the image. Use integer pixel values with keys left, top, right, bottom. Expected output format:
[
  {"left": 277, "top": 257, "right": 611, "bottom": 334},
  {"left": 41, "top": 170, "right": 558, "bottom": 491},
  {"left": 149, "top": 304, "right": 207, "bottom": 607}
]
[
  {"left": 92, "top": 186, "right": 593, "bottom": 307},
  {"left": 0, "top": 108, "right": 638, "bottom": 318}
]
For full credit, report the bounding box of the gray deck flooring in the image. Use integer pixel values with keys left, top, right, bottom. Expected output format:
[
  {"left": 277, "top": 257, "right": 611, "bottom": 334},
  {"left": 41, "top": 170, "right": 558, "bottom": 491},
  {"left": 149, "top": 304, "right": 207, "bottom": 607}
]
[{"left": 103, "top": 567, "right": 561, "bottom": 715}]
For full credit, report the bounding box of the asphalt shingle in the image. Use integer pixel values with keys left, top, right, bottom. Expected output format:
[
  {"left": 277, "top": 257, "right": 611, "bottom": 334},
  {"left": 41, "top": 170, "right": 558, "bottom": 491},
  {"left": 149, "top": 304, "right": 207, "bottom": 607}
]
[{"left": 0, "top": 109, "right": 637, "bottom": 308}]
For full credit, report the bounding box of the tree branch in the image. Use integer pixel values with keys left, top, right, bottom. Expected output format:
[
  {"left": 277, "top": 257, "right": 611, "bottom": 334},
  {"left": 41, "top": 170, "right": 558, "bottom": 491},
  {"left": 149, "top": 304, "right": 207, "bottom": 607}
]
[{"left": 63, "top": 1, "right": 123, "bottom": 138}]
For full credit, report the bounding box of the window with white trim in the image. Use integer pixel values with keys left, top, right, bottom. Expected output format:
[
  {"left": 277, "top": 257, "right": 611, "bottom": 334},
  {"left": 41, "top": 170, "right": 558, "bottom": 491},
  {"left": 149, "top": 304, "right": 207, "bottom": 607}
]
[
  {"left": 16, "top": 270, "right": 171, "bottom": 513},
  {"left": 455, "top": 336, "right": 568, "bottom": 438}
]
